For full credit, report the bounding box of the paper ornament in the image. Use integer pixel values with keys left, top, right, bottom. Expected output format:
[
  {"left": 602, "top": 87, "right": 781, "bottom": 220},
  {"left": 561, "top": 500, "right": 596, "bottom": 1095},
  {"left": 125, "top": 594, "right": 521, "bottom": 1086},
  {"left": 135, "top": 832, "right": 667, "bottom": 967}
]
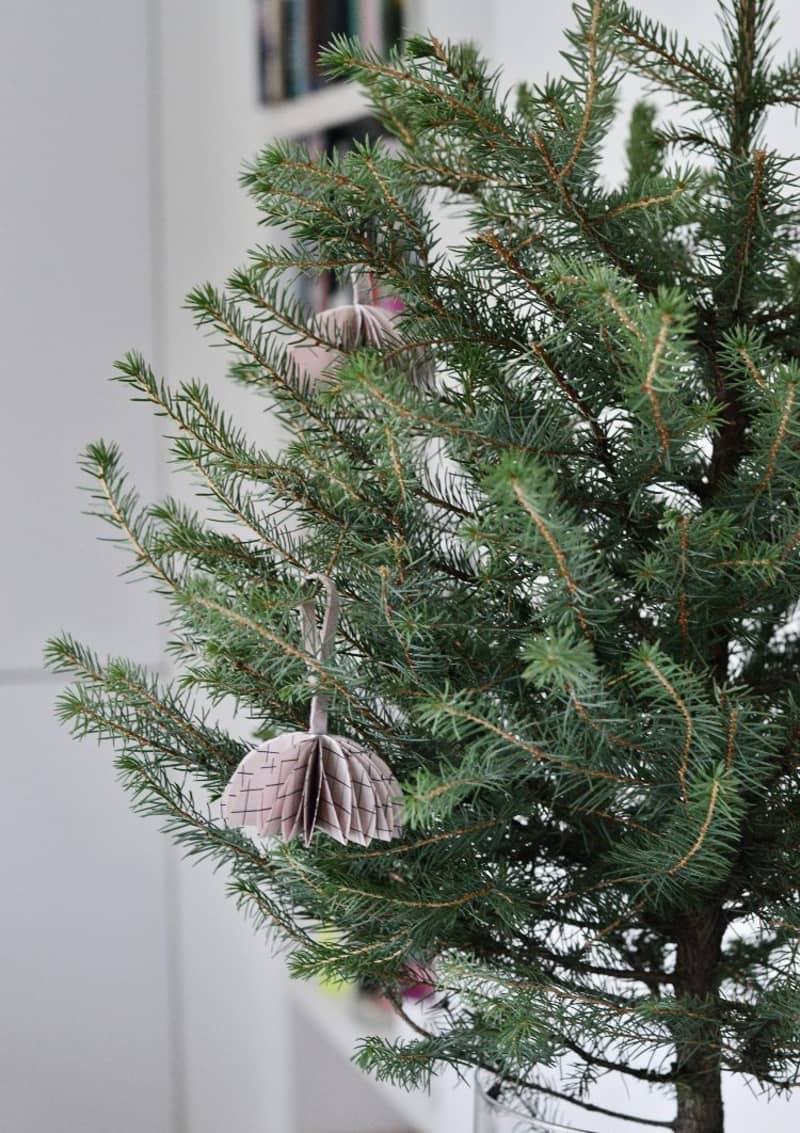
[
  {"left": 289, "top": 295, "right": 432, "bottom": 391},
  {"left": 220, "top": 574, "right": 403, "bottom": 846},
  {"left": 220, "top": 732, "right": 401, "bottom": 846}
]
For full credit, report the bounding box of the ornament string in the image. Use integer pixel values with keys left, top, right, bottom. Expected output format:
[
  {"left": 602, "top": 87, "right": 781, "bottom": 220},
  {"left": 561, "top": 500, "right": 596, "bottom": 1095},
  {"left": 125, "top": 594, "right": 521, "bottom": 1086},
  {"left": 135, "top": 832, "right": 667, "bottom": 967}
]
[
  {"left": 350, "top": 269, "right": 380, "bottom": 309},
  {"left": 300, "top": 573, "right": 340, "bottom": 734}
]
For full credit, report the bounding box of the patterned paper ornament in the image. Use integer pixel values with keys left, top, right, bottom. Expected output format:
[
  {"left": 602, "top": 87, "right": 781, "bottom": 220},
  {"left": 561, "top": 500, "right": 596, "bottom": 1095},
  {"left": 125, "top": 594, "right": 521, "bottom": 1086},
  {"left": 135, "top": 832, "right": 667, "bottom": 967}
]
[
  {"left": 289, "top": 292, "right": 432, "bottom": 391},
  {"left": 220, "top": 575, "right": 402, "bottom": 846}
]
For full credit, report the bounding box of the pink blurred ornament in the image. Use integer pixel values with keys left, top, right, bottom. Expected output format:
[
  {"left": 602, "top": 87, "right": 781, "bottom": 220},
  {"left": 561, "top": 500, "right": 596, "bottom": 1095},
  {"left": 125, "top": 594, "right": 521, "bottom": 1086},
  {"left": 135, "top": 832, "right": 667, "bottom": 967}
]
[
  {"left": 288, "top": 280, "right": 432, "bottom": 391},
  {"left": 402, "top": 958, "right": 436, "bottom": 1001},
  {"left": 289, "top": 302, "right": 404, "bottom": 389}
]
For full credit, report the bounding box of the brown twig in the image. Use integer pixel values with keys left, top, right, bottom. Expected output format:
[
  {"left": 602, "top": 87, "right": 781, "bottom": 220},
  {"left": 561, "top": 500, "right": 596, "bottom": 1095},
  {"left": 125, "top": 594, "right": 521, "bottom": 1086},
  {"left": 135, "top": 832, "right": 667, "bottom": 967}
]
[
  {"left": 754, "top": 382, "right": 796, "bottom": 497},
  {"left": 559, "top": 0, "right": 603, "bottom": 182},
  {"left": 511, "top": 477, "right": 592, "bottom": 639},
  {"left": 643, "top": 656, "right": 693, "bottom": 802},
  {"left": 641, "top": 313, "right": 673, "bottom": 456}
]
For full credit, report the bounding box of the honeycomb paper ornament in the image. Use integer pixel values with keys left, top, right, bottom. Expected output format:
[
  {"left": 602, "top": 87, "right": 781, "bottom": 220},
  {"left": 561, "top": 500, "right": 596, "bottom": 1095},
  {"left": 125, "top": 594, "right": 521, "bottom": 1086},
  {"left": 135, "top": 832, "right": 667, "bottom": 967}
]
[
  {"left": 220, "top": 575, "right": 403, "bottom": 846},
  {"left": 289, "top": 290, "right": 432, "bottom": 391}
]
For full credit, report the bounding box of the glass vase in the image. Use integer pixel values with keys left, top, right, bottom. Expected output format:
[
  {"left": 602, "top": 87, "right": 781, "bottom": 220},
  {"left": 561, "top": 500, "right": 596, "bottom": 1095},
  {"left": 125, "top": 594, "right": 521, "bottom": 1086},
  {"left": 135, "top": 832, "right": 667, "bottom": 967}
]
[{"left": 473, "top": 1070, "right": 598, "bottom": 1133}]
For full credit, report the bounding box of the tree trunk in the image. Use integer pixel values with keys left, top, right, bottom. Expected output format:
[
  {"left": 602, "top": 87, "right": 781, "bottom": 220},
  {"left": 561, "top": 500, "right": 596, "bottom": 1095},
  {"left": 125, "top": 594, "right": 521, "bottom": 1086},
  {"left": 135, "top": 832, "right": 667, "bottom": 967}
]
[
  {"left": 673, "top": 906, "right": 725, "bottom": 1133},
  {"left": 674, "top": 1062, "right": 724, "bottom": 1133}
]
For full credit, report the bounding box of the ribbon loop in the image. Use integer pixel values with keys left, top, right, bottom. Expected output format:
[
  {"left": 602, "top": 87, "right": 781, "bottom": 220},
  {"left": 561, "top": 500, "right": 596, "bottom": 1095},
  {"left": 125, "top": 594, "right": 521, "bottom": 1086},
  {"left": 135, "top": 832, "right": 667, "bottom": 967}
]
[{"left": 300, "top": 574, "right": 339, "bottom": 734}]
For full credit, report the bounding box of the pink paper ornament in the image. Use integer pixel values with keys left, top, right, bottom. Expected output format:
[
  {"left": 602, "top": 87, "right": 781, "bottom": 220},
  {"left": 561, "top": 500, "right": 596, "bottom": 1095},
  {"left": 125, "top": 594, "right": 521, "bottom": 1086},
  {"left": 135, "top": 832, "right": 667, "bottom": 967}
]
[
  {"left": 220, "top": 575, "right": 403, "bottom": 846},
  {"left": 289, "top": 298, "right": 431, "bottom": 391}
]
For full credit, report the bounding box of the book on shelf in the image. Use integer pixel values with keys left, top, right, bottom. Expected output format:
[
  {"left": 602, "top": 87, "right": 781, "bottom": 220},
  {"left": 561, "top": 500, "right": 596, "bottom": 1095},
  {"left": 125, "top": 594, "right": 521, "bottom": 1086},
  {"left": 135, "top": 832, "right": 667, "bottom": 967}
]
[
  {"left": 257, "top": 0, "right": 406, "bottom": 104},
  {"left": 257, "top": 0, "right": 283, "bottom": 104}
]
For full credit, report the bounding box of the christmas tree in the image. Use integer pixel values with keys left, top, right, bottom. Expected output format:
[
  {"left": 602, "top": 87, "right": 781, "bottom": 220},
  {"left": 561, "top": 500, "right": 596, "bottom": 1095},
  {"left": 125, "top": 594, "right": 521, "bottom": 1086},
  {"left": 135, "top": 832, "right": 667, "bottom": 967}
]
[{"left": 47, "top": 3, "right": 800, "bottom": 1131}]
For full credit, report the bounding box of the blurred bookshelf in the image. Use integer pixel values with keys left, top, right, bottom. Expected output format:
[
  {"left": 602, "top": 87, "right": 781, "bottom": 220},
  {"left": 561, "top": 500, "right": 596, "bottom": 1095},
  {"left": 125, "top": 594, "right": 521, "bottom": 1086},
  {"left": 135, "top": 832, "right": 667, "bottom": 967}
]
[
  {"left": 257, "top": 0, "right": 405, "bottom": 103},
  {"left": 255, "top": 1, "right": 408, "bottom": 316}
]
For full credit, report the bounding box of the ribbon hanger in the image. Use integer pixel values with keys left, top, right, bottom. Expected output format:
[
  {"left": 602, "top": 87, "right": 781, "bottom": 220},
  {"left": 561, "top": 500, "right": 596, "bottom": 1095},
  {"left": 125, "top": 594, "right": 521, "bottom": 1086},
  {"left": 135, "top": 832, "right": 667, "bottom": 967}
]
[{"left": 300, "top": 573, "right": 340, "bottom": 734}]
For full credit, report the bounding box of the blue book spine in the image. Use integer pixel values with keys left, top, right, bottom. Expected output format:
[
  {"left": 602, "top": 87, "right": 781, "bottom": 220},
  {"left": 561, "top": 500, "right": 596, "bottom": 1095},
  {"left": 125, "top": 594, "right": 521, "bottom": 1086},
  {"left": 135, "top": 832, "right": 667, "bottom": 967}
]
[{"left": 292, "top": 0, "right": 309, "bottom": 96}]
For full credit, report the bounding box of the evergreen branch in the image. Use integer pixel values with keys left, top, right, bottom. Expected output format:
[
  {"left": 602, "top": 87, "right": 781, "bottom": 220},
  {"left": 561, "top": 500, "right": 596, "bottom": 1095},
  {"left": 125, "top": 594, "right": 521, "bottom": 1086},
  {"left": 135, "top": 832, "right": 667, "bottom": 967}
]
[
  {"left": 411, "top": 777, "right": 486, "bottom": 802},
  {"left": 726, "top": 708, "right": 741, "bottom": 772},
  {"left": 283, "top": 855, "right": 501, "bottom": 911},
  {"left": 572, "top": 804, "right": 654, "bottom": 835},
  {"left": 394, "top": 1004, "right": 676, "bottom": 1130},
  {"left": 227, "top": 878, "right": 314, "bottom": 949},
  {"left": 641, "top": 656, "right": 693, "bottom": 802},
  {"left": 511, "top": 1075, "right": 676, "bottom": 1128},
  {"left": 361, "top": 152, "right": 430, "bottom": 266},
  {"left": 187, "top": 593, "right": 391, "bottom": 735},
  {"left": 754, "top": 380, "right": 796, "bottom": 497},
  {"left": 255, "top": 181, "right": 371, "bottom": 247},
  {"left": 737, "top": 343, "right": 767, "bottom": 389},
  {"left": 528, "top": 341, "right": 613, "bottom": 473},
  {"left": 510, "top": 477, "right": 592, "bottom": 638},
  {"left": 780, "top": 525, "right": 800, "bottom": 563},
  {"left": 732, "top": 150, "right": 768, "bottom": 310},
  {"left": 677, "top": 514, "right": 690, "bottom": 649},
  {"left": 228, "top": 270, "right": 344, "bottom": 350},
  {"left": 249, "top": 247, "right": 357, "bottom": 274},
  {"left": 469, "top": 971, "right": 660, "bottom": 1027},
  {"left": 601, "top": 288, "right": 646, "bottom": 340},
  {"left": 476, "top": 229, "right": 559, "bottom": 313},
  {"left": 558, "top": 0, "right": 603, "bottom": 182},
  {"left": 57, "top": 693, "right": 226, "bottom": 793},
  {"left": 429, "top": 700, "right": 648, "bottom": 786},
  {"left": 584, "top": 896, "right": 649, "bottom": 950},
  {"left": 383, "top": 427, "right": 409, "bottom": 507},
  {"left": 402, "top": 156, "right": 527, "bottom": 191},
  {"left": 350, "top": 818, "right": 504, "bottom": 858},
  {"left": 562, "top": 1036, "right": 677, "bottom": 1083},
  {"left": 667, "top": 780, "right": 723, "bottom": 876},
  {"left": 530, "top": 948, "right": 672, "bottom": 987},
  {"left": 113, "top": 757, "right": 313, "bottom": 947},
  {"left": 567, "top": 688, "right": 655, "bottom": 758},
  {"left": 114, "top": 355, "right": 313, "bottom": 568},
  {"left": 532, "top": 131, "right": 636, "bottom": 280},
  {"left": 352, "top": 372, "right": 552, "bottom": 457},
  {"left": 183, "top": 460, "right": 306, "bottom": 570},
  {"left": 594, "top": 183, "right": 688, "bottom": 222},
  {"left": 185, "top": 289, "right": 374, "bottom": 464},
  {"left": 326, "top": 37, "right": 526, "bottom": 152},
  {"left": 84, "top": 440, "right": 177, "bottom": 591},
  {"left": 606, "top": 4, "right": 725, "bottom": 98},
  {"left": 641, "top": 312, "right": 673, "bottom": 457},
  {"left": 46, "top": 636, "right": 241, "bottom": 779},
  {"left": 722, "top": 0, "right": 777, "bottom": 156}
]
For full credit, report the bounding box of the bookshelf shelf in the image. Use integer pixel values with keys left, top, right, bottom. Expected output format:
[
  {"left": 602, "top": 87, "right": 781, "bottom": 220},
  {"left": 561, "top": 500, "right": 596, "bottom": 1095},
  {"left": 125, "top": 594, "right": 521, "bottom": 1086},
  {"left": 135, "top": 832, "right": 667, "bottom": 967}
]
[{"left": 261, "top": 81, "right": 369, "bottom": 140}]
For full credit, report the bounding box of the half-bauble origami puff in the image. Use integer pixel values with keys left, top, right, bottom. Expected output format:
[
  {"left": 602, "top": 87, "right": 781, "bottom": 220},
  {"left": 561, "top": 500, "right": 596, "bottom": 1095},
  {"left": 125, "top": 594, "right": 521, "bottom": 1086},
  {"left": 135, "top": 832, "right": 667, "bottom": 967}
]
[
  {"left": 220, "top": 732, "right": 402, "bottom": 846},
  {"left": 289, "top": 301, "right": 431, "bottom": 390}
]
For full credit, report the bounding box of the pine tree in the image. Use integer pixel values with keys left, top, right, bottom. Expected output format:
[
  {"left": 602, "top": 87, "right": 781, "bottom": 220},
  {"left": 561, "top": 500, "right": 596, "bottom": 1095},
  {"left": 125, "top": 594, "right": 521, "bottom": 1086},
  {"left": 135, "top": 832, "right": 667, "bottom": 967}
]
[{"left": 46, "top": 3, "right": 800, "bottom": 1130}]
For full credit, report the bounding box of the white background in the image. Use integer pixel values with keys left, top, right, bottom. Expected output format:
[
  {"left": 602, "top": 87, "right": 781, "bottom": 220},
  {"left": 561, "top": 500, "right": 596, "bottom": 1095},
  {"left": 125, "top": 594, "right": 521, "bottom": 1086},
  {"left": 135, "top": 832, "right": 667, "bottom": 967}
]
[{"left": 1, "top": 2, "right": 798, "bottom": 1131}]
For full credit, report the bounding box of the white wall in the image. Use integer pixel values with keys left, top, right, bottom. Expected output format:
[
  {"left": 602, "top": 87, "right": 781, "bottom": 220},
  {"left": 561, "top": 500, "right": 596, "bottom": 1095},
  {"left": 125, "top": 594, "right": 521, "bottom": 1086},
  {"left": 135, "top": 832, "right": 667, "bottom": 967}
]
[
  {"left": 0, "top": 3, "right": 172, "bottom": 1132},
  {"left": 0, "top": 3, "right": 293, "bottom": 1132}
]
